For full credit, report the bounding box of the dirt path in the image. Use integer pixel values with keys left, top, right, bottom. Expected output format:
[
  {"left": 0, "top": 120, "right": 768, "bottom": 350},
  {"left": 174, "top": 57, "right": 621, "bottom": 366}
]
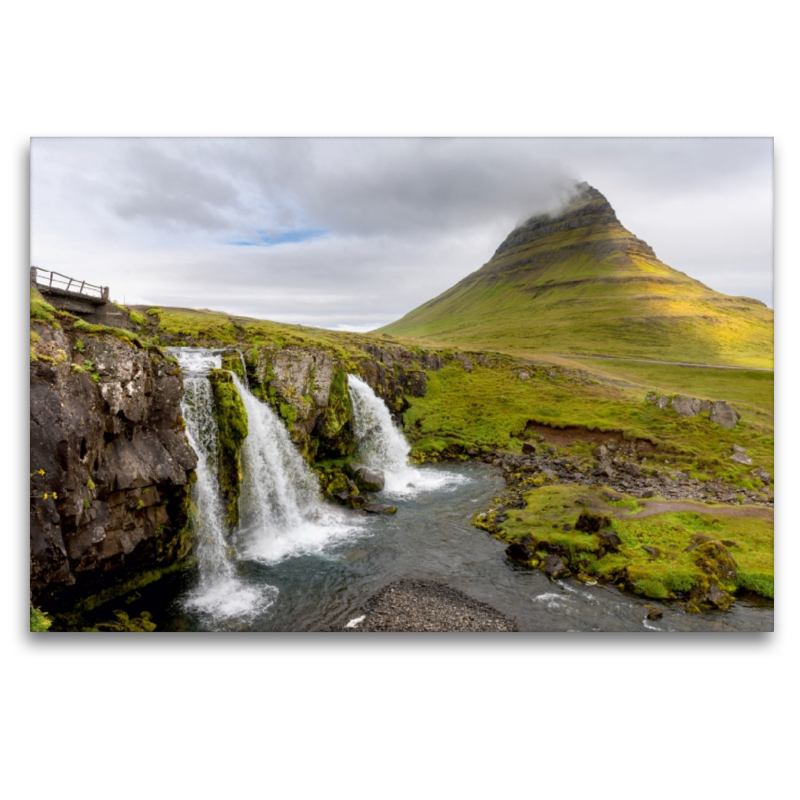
[
  {"left": 625, "top": 500, "right": 773, "bottom": 520},
  {"left": 548, "top": 354, "right": 773, "bottom": 372}
]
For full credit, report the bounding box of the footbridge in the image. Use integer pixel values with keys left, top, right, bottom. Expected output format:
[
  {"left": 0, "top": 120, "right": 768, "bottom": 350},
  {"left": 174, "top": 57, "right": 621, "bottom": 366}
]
[{"left": 31, "top": 267, "right": 131, "bottom": 328}]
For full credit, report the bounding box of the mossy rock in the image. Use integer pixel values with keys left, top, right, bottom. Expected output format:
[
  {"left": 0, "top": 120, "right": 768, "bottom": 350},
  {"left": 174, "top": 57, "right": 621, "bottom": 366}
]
[{"left": 209, "top": 369, "right": 248, "bottom": 530}]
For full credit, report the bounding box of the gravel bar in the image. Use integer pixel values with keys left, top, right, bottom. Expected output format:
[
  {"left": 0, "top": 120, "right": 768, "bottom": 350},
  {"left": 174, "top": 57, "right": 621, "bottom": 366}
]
[{"left": 339, "top": 578, "right": 518, "bottom": 632}]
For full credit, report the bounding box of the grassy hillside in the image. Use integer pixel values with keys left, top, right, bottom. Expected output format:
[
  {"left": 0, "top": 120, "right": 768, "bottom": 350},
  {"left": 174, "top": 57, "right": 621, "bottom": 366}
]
[
  {"left": 121, "top": 303, "right": 773, "bottom": 487},
  {"left": 379, "top": 184, "right": 774, "bottom": 368},
  {"left": 404, "top": 360, "right": 773, "bottom": 489}
]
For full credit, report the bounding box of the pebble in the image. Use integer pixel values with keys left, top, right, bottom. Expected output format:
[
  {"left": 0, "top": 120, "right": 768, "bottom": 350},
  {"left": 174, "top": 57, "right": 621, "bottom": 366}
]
[{"left": 338, "top": 579, "right": 518, "bottom": 632}]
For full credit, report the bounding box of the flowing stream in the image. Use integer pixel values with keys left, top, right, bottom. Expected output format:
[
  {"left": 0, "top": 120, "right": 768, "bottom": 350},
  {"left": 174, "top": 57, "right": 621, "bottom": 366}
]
[{"left": 148, "top": 349, "right": 772, "bottom": 632}]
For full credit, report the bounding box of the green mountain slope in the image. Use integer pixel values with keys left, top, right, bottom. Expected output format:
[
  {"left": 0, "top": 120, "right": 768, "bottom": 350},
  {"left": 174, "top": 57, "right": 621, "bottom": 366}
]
[{"left": 380, "top": 183, "right": 773, "bottom": 368}]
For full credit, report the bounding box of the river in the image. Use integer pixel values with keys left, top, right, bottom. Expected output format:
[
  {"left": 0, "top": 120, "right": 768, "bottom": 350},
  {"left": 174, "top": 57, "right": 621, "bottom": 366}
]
[
  {"left": 130, "top": 348, "right": 773, "bottom": 633},
  {"left": 132, "top": 460, "right": 772, "bottom": 632}
]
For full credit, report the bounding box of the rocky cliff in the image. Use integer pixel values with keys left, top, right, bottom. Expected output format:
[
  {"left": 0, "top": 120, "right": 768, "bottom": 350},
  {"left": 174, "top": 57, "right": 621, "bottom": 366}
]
[
  {"left": 30, "top": 299, "right": 197, "bottom": 611},
  {"left": 221, "top": 341, "right": 442, "bottom": 465}
]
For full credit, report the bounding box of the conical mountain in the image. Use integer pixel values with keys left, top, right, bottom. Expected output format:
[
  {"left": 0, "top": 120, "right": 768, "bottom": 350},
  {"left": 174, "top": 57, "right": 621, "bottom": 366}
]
[{"left": 380, "top": 183, "right": 773, "bottom": 368}]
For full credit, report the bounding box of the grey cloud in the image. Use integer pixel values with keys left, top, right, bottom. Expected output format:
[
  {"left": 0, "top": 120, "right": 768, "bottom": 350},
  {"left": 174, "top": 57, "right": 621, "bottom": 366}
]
[
  {"left": 31, "top": 137, "right": 774, "bottom": 329},
  {"left": 112, "top": 141, "right": 243, "bottom": 230}
]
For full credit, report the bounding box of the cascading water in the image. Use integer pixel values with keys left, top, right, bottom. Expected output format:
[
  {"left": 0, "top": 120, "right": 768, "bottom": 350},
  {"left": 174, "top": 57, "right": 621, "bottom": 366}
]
[
  {"left": 173, "top": 349, "right": 276, "bottom": 620},
  {"left": 236, "top": 349, "right": 250, "bottom": 391},
  {"left": 347, "top": 374, "right": 467, "bottom": 496},
  {"left": 232, "top": 373, "right": 361, "bottom": 563}
]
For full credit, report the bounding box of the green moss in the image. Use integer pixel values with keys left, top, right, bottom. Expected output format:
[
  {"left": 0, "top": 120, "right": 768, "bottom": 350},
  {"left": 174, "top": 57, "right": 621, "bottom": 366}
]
[
  {"left": 209, "top": 369, "right": 248, "bottom": 530},
  {"left": 89, "top": 610, "right": 157, "bottom": 632},
  {"left": 221, "top": 352, "right": 246, "bottom": 383},
  {"left": 279, "top": 403, "right": 298, "bottom": 427},
  {"left": 74, "top": 552, "right": 192, "bottom": 613},
  {"left": 30, "top": 606, "right": 52, "bottom": 632},
  {"left": 490, "top": 484, "right": 773, "bottom": 607},
  {"left": 129, "top": 310, "right": 147, "bottom": 326},
  {"left": 314, "top": 369, "right": 356, "bottom": 458}
]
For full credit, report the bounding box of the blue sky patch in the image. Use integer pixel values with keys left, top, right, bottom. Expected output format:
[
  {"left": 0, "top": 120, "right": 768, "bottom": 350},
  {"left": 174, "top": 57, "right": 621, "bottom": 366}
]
[{"left": 228, "top": 228, "right": 327, "bottom": 247}]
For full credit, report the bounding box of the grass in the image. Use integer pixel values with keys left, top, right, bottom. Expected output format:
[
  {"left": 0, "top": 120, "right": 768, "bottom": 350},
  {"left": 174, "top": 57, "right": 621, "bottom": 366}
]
[
  {"left": 132, "top": 304, "right": 773, "bottom": 490},
  {"left": 403, "top": 361, "right": 773, "bottom": 486},
  {"left": 30, "top": 287, "right": 60, "bottom": 326},
  {"left": 378, "top": 200, "right": 773, "bottom": 369},
  {"left": 565, "top": 357, "right": 773, "bottom": 416},
  {"left": 497, "top": 484, "right": 773, "bottom": 601}
]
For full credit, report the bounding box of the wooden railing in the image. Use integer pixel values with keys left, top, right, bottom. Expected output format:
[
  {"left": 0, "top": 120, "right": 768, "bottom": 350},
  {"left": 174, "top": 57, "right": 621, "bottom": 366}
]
[{"left": 31, "top": 267, "right": 109, "bottom": 302}]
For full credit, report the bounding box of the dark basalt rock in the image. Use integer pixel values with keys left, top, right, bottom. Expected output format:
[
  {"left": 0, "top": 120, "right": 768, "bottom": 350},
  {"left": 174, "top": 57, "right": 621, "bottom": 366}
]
[
  {"left": 597, "top": 529, "right": 622, "bottom": 553},
  {"left": 493, "top": 184, "right": 657, "bottom": 262},
  {"left": 574, "top": 510, "right": 612, "bottom": 533},
  {"left": 505, "top": 536, "right": 537, "bottom": 563},
  {"left": 542, "top": 554, "right": 570, "bottom": 578},
  {"left": 30, "top": 321, "right": 196, "bottom": 610}
]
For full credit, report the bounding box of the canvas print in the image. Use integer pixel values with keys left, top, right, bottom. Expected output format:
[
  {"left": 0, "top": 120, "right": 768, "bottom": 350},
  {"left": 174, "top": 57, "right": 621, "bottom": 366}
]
[{"left": 29, "top": 138, "right": 774, "bottom": 632}]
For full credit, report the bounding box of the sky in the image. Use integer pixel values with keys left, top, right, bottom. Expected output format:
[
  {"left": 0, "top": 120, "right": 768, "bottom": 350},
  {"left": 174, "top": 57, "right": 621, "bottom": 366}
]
[{"left": 30, "top": 137, "right": 773, "bottom": 331}]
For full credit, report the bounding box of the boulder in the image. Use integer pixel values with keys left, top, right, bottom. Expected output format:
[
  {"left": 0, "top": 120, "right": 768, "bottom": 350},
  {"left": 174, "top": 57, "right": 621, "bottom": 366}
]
[
  {"left": 353, "top": 466, "right": 385, "bottom": 492},
  {"left": 597, "top": 529, "right": 622, "bottom": 552},
  {"left": 518, "top": 371, "right": 530, "bottom": 381},
  {"left": 730, "top": 447, "right": 753, "bottom": 465},
  {"left": 645, "top": 605, "right": 663, "bottom": 620},
  {"left": 752, "top": 467, "right": 771, "bottom": 485},
  {"left": 671, "top": 395, "right": 702, "bottom": 417},
  {"left": 362, "top": 504, "right": 397, "bottom": 515},
  {"left": 542, "top": 554, "right": 570, "bottom": 578},
  {"left": 521, "top": 442, "right": 536, "bottom": 455},
  {"left": 709, "top": 400, "right": 740, "bottom": 429},
  {"left": 656, "top": 395, "right": 670, "bottom": 410},
  {"left": 505, "top": 535, "right": 536, "bottom": 563},
  {"left": 575, "top": 510, "right": 612, "bottom": 533},
  {"left": 593, "top": 444, "right": 609, "bottom": 459}
]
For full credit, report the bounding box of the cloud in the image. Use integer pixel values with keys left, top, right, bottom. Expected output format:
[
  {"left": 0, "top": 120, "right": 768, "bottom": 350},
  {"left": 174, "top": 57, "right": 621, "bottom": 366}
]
[{"left": 30, "top": 137, "right": 774, "bottom": 327}]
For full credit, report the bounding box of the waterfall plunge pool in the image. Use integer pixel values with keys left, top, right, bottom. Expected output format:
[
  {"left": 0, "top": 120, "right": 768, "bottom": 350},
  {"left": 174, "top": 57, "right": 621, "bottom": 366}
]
[{"left": 140, "top": 349, "right": 773, "bottom": 632}]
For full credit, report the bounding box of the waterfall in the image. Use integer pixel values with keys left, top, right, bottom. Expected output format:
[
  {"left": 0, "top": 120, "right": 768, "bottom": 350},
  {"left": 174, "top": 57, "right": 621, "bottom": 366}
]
[
  {"left": 232, "top": 374, "right": 361, "bottom": 563},
  {"left": 347, "top": 374, "right": 467, "bottom": 496},
  {"left": 236, "top": 349, "right": 249, "bottom": 391},
  {"left": 173, "top": 349, "right": 276, "bottom": 620}
]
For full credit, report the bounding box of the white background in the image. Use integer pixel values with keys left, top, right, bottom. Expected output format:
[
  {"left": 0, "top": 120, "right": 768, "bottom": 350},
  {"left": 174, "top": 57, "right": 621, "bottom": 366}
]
[{"left": 6, "top": 3, "right": 796, "bottom": 799}]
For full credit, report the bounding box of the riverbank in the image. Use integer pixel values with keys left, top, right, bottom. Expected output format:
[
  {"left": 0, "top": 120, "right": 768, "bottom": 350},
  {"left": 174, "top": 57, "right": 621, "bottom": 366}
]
[{"left": 339, "top": 578, "right": 518, "bottom": 632}]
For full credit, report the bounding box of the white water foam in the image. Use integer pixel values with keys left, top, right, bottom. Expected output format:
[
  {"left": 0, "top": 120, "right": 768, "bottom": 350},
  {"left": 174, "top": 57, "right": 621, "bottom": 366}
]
[
  {"left": 532, "top": 592, "right": 570, "bottom": 610},
  {"left": 173, "top": 349, "right": 277, "bottom": 621},
  {"left": 556, "top": 579, "right": 601, "bottom": 604},
  {"left": 347, "top": 374, "right": 467, "bottom": 497},
  {"left": 231, "top": 374, "right": 363, "bottom": 564}
]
